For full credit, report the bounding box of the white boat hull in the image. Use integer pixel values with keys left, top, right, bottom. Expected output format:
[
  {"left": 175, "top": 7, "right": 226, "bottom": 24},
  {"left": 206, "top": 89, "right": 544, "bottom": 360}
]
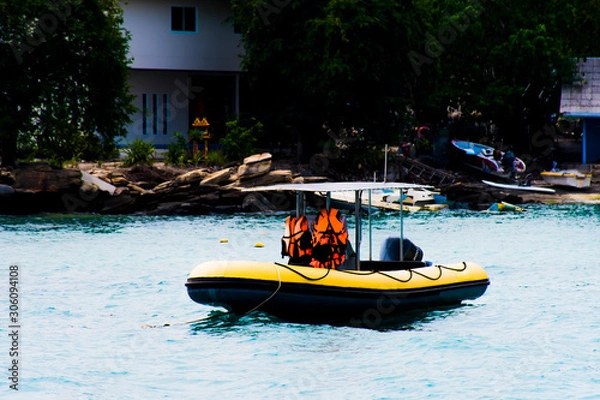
[
  {"left": 482, "top": 180, "right": 556, "bottom": 193},
  {"left": 541, "top": 171, "right": 592, "bottom": 189}
]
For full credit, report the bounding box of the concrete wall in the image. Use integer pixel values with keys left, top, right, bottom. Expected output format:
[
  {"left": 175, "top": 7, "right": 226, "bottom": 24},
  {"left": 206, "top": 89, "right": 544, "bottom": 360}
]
[
  {"left": 120, "top": 0, "right": 243, "bottom": 148},
  {"left": 124, "top": 70, "right": 192, "bottom": 148},
  {"left": 121, "top": 0, "right": 242, "bottom": 72}
]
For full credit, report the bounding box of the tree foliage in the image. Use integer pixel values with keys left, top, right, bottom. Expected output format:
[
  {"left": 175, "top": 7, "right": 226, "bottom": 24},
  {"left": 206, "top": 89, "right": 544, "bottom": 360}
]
[
  {"left": 232, "top": 0, "right": 424, "bottom": 160},
  {"left": 0, "top": 0, "right": 135, "bottom": 167},
  {"left": 220, "top": 117, "right": 262, "bottom": 161},
  {"left": 122, "top": 138, "right": 155, "bottom": 167},
  {"left": 410, "top": 0, "right": 591, "bottom": 146},
  {"left": 232, "top": 0, "right": 600, "bottom": 159}
]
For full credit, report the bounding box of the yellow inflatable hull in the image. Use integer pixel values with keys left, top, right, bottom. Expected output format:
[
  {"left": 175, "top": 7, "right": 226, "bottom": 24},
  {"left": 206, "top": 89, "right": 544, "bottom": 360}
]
[{"left": 186, "top": 260, "right": 490, "bottom": 325}]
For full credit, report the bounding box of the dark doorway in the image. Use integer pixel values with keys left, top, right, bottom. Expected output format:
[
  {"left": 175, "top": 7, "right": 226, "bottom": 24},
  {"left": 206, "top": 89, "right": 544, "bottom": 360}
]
[{"left": 189, "top": 74, "right": 237, "bottom": 140}]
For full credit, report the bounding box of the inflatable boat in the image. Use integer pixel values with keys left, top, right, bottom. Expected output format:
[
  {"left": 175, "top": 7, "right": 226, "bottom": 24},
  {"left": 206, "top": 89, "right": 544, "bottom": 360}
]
[{"left": 186, "top": 182, "right": 490, "bottom": 326}]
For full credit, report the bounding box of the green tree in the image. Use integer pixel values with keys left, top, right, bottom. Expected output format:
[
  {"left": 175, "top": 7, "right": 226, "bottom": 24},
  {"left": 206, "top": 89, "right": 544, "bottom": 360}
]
[
  {"left": 409, "top": 0, "right": 600, "bottom": 147},
  {"left": 220, "top": 117, "right": 262, "bottom": 161},
  {"left": 232, "top": 0, "right": 424, "bottom": 161},
  {"left": 0, "top": 0, "right": 135, "bottom": 167},
  {"left": 232, "top": 0, "right": 600, "bottom": 160}
]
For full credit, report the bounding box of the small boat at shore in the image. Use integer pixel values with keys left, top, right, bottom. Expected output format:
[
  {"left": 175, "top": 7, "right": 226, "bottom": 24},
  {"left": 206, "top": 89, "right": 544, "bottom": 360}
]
[
  {"left": 451, "top": 140, "right": 526, "bottom": 176},
  {"left": 185, "top": 182, "right": 490, "bottom": 327},
  {"left": 540, "top": 170, "right": 592, "bottom": 189},
  {"left": 482, "top": 179, "right": 556, "bottom": 194}
]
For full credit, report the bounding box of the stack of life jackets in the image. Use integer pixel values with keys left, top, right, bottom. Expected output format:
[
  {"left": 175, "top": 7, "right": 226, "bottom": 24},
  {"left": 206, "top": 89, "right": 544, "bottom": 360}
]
[
  {"left": 309, "top": 208, "right": 348, "bottom": 269},
  {"left": 281, "top": 209, "right": 349, "bottom": 269},
  {"left": 281, "top": 215, "right": 313, "bottom": 264}
]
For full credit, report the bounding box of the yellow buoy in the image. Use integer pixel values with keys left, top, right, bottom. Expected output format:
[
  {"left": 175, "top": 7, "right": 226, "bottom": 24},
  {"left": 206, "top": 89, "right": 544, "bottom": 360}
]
[
  {"left": 220, "top": 239, "right": 228, "bottom": 243},
  {"left": 254, "top": 242, "right": 264, "bottom": 248}
]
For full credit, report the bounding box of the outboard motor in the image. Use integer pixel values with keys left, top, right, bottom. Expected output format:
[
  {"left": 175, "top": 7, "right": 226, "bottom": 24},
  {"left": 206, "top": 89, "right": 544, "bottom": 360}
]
[{"left": 379, "top": 236, "right": 423, "bottom": 262}]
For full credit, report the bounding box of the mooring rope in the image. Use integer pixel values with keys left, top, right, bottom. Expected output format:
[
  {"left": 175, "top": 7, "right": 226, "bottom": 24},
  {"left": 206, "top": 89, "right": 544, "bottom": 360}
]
[{"left": 243, "top": 262, "right": 283, "bottom": 315}]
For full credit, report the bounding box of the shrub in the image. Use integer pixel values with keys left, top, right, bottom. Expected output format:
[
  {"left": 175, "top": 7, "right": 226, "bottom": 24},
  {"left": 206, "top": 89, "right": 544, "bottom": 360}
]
[
  {"left": 187, "top": 129, "right": 205, "bottom": 143},
  {"left": 122, "top": 139, "right": 155, "bottom": 167},
  {"left": 190, "top": 151, "right": 204, "bottom": 167},
  {"left": 205, "top": 149, "right": 227, "bottom": 167},
  {"left": 165, "top": 132, "right": 189, "bottom": 166},
  {"left": 219, "top": 118, "right": 262, "bottom": 161}
]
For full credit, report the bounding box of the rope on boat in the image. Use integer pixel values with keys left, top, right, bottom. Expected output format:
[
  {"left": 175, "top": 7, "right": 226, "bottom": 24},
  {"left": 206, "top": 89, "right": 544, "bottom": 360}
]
[
  {"left": 275, "top": 262, "right": 332, "bottom": 281},
  {"left": 336, "top": 269, "right": 379, "bottom": 276},
  {"left": 244, "top": 262, "right": 283, "bottom": 315},
  {"left": 376, "top": 270, "right": 414, "bottom": 283},
  {"left": 439, "top": 261, "right": 469, "bottom": 272},
  {"left": 275, "top": 261, "right": 468, "bottom": 284},
  {"left": 376, "top": 262, "right": 469, "bottom": 283}
]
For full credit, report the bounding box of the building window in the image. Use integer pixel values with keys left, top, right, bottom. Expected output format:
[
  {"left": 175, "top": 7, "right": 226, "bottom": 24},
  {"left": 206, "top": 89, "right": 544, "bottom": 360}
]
[
  {"left": 162, "top": 93, "right": 168, "bottom": 135},
  {"left": 152, "top": 94, "right": 158, "bottom": 135},
  {"left": 142, "top": 94, "right": 148, "bottom": 135},
  {"left": 171, "top": 7, "right": 196, "bottom": 33}
]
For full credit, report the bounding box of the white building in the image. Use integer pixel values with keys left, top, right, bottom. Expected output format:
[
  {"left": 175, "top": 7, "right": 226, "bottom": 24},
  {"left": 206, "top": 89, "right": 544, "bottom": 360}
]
[
  {"left": 560, "top": 58, "right": 600, "bottom": 163},
  {"left": 120, "top": 0, "right": 242, "bottom": 148}
]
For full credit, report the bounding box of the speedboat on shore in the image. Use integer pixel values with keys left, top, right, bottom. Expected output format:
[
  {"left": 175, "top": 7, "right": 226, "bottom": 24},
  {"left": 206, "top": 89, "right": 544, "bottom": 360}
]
[
  {"left": 540, "top": 170, "right": 592, "bottom": 189},
  {"left": 451, "top": 140, "right": 526, "bottom": 177},
  {"left": 185, "top": 182, "right": 490, "bottom": 327}
]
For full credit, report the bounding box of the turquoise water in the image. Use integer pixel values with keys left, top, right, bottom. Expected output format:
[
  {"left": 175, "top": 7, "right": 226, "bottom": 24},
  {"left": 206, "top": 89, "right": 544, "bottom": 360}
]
[{"left": 1, "top": 205, "right": 599, "bottom": 399}]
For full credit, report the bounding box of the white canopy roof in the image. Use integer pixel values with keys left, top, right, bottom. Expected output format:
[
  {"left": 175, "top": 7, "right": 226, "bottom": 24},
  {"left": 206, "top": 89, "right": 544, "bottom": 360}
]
[{"left": 243, "top": 181, "right": 431, "bottom": 193}]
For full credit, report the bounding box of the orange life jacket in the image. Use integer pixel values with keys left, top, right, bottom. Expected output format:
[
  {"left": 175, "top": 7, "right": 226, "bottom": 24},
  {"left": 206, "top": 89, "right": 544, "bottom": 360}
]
[
  {"left": 310, "top": 208, "right": 348, "bottom": 269},
  {"left": 281, "top": 215, "right": 313, "bottom": 264}
]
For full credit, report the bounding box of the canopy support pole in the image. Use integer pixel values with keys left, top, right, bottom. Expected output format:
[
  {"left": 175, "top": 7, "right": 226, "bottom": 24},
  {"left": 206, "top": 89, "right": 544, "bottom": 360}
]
[
  {"left": 384, "top": 144, "right": 388, "bottom": 182},
  {"left": 355, "top": 190, "right": 362, "bottom": 270},
  {"left": 296, "top": 192, "right": 306, "bottom": 217},
  {"left": 399, "top": 188, "right": 404, "bottom": 261},
  {"left": 368, "top": 189, "right": 373, "bottom": 260}
]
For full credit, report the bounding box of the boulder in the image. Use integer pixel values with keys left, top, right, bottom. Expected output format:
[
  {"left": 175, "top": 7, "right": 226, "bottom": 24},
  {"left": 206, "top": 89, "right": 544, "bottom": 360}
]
[
  {"left": 0, "top": 184, "right": 15, "bottom": 197},
  {"left": 128, "top": 164, "right": 177, "bottom": 186},
  {"left": 234, "top": 152, "right": 272, "bottom": 180},
  {"left": 127, "top": 183, "right": 150, "bottom": 195},
  {"left": 243, "top": 152, "right": 272, "bottom": 165},
  {"left": 79, "top": 181, "right": 99, "bottom": 200},
  {"left": 81, "top": 170, "right": 117, "bottom": 195},
  {"left": 201, "top": 168, "right": 232, "bottom": 186},
  {"left": 233, "top": 169, "right": 293, "bottom": 188},
  {"left": 174, "top": 169, "right": 208, "bottom": 185},
  {"left": 100, "top": 193, "right": 136, "bottom": 213},
  {"left": 107, "top": 172, "right": 129, "bottom": 186},
  {"left": 12, "top": 163, "right": 81, "bottom": 192},
  {"left": 0, "top": 170, "right": 15, "bottom": 185},
  {"left": 152, "top": 180, "right": 175, "bottom": 193}
]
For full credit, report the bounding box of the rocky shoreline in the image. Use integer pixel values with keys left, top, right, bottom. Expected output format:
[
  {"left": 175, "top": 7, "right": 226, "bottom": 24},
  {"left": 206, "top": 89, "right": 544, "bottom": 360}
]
[
  {"left": 0, "top": 153, "right": 323, "bottom": 215},
  {"left": 1, "top": 153, "right": 599, "bottom": 215}
]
